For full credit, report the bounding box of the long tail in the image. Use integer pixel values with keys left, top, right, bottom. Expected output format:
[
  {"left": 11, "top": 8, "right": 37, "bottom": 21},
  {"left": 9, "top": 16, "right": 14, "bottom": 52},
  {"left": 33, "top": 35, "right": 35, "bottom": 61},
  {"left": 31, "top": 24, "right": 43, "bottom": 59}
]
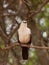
[{"left": 22, "top": 47, "right": 29, "bottom": 60}]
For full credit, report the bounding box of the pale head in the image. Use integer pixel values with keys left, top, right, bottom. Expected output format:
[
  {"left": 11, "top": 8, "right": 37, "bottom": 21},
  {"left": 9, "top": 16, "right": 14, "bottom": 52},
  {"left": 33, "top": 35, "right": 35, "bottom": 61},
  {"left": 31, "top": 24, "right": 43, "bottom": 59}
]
[
  {"left": 20, "top": 20, "right": 27, "bottom": 28},
  {"left": 23, "top": 20, "right": 27, "bottom": 23}
]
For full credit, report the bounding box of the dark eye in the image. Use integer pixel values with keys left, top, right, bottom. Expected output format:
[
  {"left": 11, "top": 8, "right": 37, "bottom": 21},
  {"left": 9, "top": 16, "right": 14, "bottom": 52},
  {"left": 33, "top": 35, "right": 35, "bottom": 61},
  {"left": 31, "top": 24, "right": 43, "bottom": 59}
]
[{"left": 23, "top": 22, "right": 27, "bottom": 23}]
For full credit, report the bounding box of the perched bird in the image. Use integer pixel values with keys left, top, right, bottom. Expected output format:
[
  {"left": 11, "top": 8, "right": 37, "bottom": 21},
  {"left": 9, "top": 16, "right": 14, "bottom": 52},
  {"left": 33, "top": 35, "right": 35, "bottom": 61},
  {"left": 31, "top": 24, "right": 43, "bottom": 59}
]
[{"left": 18, "top": 20, "right": 31, "bottom": 60}]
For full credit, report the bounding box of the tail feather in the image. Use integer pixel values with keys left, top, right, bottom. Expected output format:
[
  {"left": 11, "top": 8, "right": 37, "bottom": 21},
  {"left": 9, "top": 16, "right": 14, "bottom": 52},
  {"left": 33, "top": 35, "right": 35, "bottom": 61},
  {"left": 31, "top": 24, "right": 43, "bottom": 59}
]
[{"left": 22, "top": 47, "right": 29, "bottom": 60}]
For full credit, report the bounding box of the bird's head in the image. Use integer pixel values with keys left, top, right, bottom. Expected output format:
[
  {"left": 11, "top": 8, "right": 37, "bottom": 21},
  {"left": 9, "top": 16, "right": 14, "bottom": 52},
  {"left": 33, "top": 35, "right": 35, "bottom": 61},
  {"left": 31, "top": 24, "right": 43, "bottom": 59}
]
[{"left": 20, "top": 20, "right": 27, "bottom": 28}]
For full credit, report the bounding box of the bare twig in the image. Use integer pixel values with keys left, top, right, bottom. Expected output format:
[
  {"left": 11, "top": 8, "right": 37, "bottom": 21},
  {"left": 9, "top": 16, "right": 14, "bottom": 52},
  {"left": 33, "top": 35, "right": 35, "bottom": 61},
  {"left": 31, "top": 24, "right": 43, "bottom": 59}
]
[
  {"left": 29, "top": 0, "right": 49, "bottom": 17},
  {"left": 0, "top": 27, "right": 8, "bottom": 42},
  {"left": 8, "top": 25, "right": 19, "bottom": 40},
  {"left": 0, "top": 42, "right": 49, "bottom": 51},
  {"left": 23, "top": 0, "right": 31, "bottom": 10}
]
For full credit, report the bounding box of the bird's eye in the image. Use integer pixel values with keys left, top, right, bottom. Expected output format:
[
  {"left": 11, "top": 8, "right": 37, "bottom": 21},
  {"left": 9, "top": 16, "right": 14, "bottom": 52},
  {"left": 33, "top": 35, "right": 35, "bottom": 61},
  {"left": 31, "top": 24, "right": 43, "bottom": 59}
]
[{"left": 23, "top": 22, "right": 27, "bottom": 23}]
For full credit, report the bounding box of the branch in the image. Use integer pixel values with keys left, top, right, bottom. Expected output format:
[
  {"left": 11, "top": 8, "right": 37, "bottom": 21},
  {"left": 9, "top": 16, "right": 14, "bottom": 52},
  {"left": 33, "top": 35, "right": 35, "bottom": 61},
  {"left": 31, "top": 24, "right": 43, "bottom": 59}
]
[
  {"left": 1, "top": 42, "right": 49, "bottom": 51},
  {"left": 29, "top": 0, "right": 49, "bottom": 18},
  {"left": 23, "top": 0, "right": 31, "bottom": 10},
  {"left": 0, "top": 0, "right": 48, "bottom": 18},
  {"left": 8, "top": 25, "right": 19, "bottom": 40},
  {"left": 0, "top": 27, "right": 8, "bottom": 43}
]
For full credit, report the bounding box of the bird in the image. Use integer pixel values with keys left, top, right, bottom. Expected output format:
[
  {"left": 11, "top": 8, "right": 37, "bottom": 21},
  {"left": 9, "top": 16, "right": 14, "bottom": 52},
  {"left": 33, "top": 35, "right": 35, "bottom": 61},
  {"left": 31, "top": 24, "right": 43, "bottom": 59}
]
[{"left": 18, "top": 20, "right": 32, "bottom": 60}]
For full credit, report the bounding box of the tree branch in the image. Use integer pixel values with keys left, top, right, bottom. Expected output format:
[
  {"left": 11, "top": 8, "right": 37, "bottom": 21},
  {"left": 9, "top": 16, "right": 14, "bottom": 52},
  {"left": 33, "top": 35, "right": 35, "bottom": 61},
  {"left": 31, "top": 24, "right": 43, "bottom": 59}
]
[
  {"left": 8, "top": 25, "right": 19, "bottom": 40},
  {"left": 0, "top": 27, "right": 8, "bottom": 43},
  {"left": 0, "top": 42, "right": 49, "bottom": 51},
  {"left": 29, "top": 0, "right": 49, "bottom": 18}
]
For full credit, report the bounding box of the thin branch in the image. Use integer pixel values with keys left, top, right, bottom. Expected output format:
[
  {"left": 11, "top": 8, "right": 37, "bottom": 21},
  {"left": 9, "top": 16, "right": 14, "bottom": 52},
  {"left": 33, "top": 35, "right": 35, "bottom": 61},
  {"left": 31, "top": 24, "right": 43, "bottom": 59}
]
[
  {"left": 0, "top": 0, "right": 48, "bottom": 18},
  {"left": 8, "top": 25, "right": 19, "bottom": 40},
  {"left": 0, "top": 27, "right": 8, "bottom": 42},
  {"left": 29, "top": 0, "right": 49, "bottom": 17},
  {"left": 0, "top": 42, "right": 49, "bottom": 51},
  {"left": 23, "top": 0, "right": 31, "bottom": 10}
]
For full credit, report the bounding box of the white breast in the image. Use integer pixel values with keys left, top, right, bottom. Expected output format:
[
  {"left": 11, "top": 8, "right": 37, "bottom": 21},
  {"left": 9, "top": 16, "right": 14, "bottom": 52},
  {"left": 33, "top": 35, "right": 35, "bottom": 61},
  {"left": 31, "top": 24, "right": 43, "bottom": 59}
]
[{"left": 18, "top": 28, "right": 31, "bottom": 43}]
